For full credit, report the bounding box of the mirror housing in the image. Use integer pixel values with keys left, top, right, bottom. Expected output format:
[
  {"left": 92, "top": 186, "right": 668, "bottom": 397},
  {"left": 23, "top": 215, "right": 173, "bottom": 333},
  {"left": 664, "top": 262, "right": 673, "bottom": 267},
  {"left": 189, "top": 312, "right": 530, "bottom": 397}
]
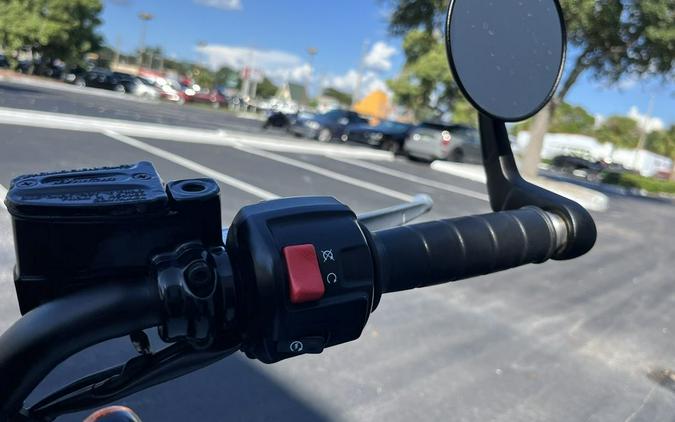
[{"left": 445, "top": 0, "right": 596, "bottom": 260}]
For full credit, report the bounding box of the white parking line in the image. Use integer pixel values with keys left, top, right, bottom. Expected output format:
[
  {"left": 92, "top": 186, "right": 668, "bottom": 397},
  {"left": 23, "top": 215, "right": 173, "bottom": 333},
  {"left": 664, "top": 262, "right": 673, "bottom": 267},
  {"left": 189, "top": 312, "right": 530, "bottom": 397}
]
[
  {"left": 103, "top": 130, "right": 280, "bottom": 201},
  {"left": 232, "top": 146, "right": 415, "bottom": 202},
  {"left": 0, "top": 107, "right": 393, "bottom": 161},
  {"left": 0, "top": 184, "right": 7, "bottom": 210},
  {"left": 331, "top": 157, "right": 490, "bottom": 202}
]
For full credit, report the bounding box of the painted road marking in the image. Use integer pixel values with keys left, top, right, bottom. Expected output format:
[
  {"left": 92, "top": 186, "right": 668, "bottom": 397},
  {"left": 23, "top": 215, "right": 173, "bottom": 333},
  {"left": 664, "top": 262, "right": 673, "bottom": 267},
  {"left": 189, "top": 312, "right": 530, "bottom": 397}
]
[
  {"left": 233, "top": 146, "right": 414, "bottom": 202},
  {"left": 0, "top": 107, "right": 393, "bottom": 161},
  {"left": 331, "top": 157, "right": 489, "bottom": 202},
  {"left": 103, "top": 130, "right": 280, "bottom": 201}
]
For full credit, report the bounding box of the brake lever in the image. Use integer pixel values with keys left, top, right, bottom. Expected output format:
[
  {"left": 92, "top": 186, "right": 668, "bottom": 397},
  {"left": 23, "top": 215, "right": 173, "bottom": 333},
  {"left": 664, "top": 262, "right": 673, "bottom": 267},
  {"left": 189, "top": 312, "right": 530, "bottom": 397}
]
[
  {"left": 27, "top": 339, "right": 239, "bottom": 420},
  {"left": 357, "top": 194, "right": 433, "bottom": 231}
]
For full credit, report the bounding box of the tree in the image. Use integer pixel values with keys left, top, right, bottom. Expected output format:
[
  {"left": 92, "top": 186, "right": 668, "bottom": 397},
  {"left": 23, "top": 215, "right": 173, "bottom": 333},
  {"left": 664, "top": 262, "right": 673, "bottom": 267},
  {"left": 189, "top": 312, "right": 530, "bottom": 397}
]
[
  {"left": 450, "top": 96, "right": 477, "bottom": 126},
  {"left": 0, "top": 0, "right": 103, "bottom": 68},
  {"left": 646, "top": 126, "right": 675, "bottom": 158},
  {"left": 594, "top": 116, "right": 642, "bottom": 149},
  {"left": 323, "top": 87, "right": 353, "bottom": 106},
  {"left": 387, "top": 30, "right": 459, "bottom": 120},
  {"left": 191, "top": 66, "right": 214, "bottom": 89},
  {"left": 388, "top": 0, "right": 447, "bottom": 36},
  {"left": 384, "top": 0, "right": 674, "bottom": 175},
  {"left": 522, "top": 0, "right": 675, "bottom": 177},
  {"left": 645, "top": 125, "right": 675, "bottom": 181},
  {"left": 514, "top": 102, "right": 596, "bottom": 136},
  {"left": 257, "top": 77, "right": 278, "bottom": 99},
  {"left": 214, "top": 66, "right": 240, "bottom": 88}
]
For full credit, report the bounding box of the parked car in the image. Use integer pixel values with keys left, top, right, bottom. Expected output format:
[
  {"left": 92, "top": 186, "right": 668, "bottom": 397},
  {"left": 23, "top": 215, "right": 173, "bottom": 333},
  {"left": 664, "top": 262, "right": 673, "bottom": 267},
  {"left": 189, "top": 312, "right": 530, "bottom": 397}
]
[
  {"left": 64, "top": 66, "right": 89, "bottom": 85},
  {"left": 550, "top": 155, "right": 615, "bottom": 181},
  {"left": 135, "top": 77, "right": 161, "bottom": 99},
  {"left": 155, "top": 78, "right": 186, "bottom": 104},
  {"left": 111, "top": 72, "right": 159, "bottom": 98},
  {"left": 289, "top": 109, "right": 369, "bottom": 142},
  {"left": 263, "top": 111, "right": 292, "bottom": 129},
  {"left": 68, "top": 69, "right": 126, "bottom": 92},
  {"left": 263, "top": 111, "right": 317, "bottom": 131},
  {"left": 182, "top": 85, "right": 227, "bottom": 108},
  {"left": 403, "top": 123, "right": 481, "bottom": 162},
  {"left": 344, "top": 120, "right": 413, "bottom": 153},
  {"left": 0, "top": 54, "right": 9, "bottom": 69}
]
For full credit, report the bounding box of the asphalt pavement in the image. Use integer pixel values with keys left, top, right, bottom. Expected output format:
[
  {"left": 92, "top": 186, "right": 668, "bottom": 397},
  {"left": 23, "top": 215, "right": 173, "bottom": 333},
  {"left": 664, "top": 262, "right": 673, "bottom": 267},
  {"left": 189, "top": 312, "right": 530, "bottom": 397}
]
[{"left": 0, "top": 80, "right": 674, "bottom": 422}]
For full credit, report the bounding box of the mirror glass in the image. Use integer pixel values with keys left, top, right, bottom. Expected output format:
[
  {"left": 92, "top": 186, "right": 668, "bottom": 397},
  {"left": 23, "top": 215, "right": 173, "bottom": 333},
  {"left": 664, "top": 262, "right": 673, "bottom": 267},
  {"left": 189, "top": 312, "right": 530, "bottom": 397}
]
[{"left": 446, "top": 0, "right": 565, "bottom": 121}]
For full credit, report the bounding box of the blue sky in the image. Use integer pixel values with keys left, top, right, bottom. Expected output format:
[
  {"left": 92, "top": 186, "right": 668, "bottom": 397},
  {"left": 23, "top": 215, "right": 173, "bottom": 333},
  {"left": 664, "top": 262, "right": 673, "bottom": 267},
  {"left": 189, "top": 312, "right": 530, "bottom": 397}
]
[{"left": 100, "top": 0, "right": 673, "bottom": 127}]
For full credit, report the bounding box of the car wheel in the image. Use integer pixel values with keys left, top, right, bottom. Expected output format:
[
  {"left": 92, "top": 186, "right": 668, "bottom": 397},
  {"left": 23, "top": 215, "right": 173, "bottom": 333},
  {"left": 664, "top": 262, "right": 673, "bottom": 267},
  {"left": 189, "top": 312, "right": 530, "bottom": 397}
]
[
  {"left": 382, "top": 140, "right": 401, "bottom": 154},
  {"left": 114, "top": 84, "right": 125, "bottom": 93},
  {"left": 317, "top": 128, "right": 332, "bottom": 143},
  {"left": 448, "top": 148, "right": 464, "bottom": 162},
  {"left": 75, "top": 78, "right": 85, "bottom": 88}
]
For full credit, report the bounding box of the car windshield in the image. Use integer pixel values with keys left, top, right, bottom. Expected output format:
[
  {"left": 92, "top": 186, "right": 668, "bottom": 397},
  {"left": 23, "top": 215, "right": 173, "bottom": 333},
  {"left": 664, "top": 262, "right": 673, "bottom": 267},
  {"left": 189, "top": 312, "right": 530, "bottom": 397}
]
[{"left": 0, "top": 1, "right": 673, "bottom": 421}]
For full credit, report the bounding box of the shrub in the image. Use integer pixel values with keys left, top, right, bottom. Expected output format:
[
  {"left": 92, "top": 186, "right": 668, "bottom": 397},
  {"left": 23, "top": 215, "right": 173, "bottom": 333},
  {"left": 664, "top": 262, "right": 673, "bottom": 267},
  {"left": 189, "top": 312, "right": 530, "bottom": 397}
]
[{"left": 601, "top": 172, "right": 675, "bottom": 194}]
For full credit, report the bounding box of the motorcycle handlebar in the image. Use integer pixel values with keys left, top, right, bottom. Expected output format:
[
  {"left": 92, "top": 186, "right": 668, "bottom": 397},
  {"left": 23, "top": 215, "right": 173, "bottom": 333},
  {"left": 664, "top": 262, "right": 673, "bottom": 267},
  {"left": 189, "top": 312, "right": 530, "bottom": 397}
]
[
  {"left": 0, "top": 205, "right": 571, "bottom": 419},
  {"left": 370, "top": 207, "right": 567, "bottom": 294},
  {"left": 0, "top": 281, "right": 162, "bottom": 419}
]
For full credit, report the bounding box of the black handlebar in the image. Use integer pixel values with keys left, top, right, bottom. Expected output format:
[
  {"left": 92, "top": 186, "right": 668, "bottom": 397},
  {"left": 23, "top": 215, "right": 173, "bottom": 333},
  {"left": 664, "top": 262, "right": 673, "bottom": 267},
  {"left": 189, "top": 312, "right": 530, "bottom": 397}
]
[
  {"left": 371, "top": 207, "right": 566, "bottom": 293},
  {"left": 0, "top": 281, "right": 162, "bottom": 418},
  {"left": 0, "top": 160, "right": 593, "bottom": 420}
]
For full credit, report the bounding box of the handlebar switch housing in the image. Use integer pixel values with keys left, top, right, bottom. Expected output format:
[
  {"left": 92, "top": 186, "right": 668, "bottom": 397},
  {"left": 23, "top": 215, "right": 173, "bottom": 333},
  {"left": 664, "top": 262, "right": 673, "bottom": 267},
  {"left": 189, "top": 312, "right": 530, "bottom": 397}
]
[{"left": 226, "top": 197, "right": 376, "bottom": 363}]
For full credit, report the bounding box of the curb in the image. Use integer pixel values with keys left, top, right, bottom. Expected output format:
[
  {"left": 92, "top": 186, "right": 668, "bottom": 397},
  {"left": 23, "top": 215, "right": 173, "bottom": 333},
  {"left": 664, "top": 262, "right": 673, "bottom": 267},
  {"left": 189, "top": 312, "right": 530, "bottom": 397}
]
[
  {"left": 0, "top": 107, "right": 395, "bottom": 162},
  {"left": 430, "top": 160, "right": 609, "bottom": 212}
]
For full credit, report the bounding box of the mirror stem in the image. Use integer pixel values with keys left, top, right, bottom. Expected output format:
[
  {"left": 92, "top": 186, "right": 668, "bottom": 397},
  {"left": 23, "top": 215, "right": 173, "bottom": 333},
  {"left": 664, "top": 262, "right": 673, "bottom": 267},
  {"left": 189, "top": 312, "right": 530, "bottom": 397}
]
[{"left": 478, "top": 113, "right": 596, "bottom": 260}]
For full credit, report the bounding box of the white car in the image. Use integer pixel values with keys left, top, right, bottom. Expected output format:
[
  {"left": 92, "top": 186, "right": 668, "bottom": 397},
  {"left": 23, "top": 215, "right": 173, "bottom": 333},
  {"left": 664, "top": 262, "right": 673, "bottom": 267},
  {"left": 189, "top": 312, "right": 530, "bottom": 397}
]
[{"left": 130, "top": 77, "right": 160, "bottom": 99}]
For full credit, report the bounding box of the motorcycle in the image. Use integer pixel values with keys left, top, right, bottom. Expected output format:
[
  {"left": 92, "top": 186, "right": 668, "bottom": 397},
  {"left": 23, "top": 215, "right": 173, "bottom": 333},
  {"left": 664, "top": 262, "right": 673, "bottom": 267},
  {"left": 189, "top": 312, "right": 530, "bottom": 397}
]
[{"left": 0, "top": 1, "right": 596, "bottom": 420}]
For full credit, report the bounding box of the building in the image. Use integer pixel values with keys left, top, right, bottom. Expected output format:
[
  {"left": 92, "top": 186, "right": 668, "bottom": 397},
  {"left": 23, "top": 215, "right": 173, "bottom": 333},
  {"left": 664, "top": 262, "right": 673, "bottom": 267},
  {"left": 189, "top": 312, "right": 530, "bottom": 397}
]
[
  {"left": 353, "top": 90, "right": 391, "bottom": 120},
  {"left": 276, "top": 82, "right": 309, "bottom": 107},
  {"left": 610, "top": 149, "right": 672, "bottom": 178},
  {"left": 515, "top": 132, "right": 612, "bottom": 161},
  {"left": 516, "top": 131, "right": 672, "bottom": 178}
]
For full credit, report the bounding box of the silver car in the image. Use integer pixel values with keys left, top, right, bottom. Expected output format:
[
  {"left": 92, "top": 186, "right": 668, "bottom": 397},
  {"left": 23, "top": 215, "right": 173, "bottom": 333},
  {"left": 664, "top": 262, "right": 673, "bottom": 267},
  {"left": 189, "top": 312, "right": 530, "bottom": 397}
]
[{"left": 404, "top": 123, "right": 481, "bottom": 162}]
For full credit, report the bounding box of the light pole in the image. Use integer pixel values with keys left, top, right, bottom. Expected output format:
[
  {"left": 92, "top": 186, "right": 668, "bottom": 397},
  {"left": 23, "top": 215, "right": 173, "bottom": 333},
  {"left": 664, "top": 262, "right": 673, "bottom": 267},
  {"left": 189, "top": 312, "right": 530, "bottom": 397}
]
[
  {"left": 197, "top": 41, "right": 208, "bottom": 68},
  {"left": 352, "top": 40, "right": 369, "bottom": 107},
  {"left": 632, "top": 94, "right": 655, "bottom": 172},
  {"left": 306, "top": 47, "right": 318, "bottom": 97},
  {"left": 137, "top": 12, "right": 154, "bottom": 71}
]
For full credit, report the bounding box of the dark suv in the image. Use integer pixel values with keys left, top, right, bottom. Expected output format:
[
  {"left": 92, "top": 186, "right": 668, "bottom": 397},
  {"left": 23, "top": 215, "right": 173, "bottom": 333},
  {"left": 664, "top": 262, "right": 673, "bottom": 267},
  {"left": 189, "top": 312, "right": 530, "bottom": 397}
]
[
  {"left": 289, "top": 109, "right": 369, "bottom": 142},
  {"left": 343, "top": 120, "right": 413, "bottom": 153},
  {"left": 71, "top": 69, "right": 125, "bottom": 92}
]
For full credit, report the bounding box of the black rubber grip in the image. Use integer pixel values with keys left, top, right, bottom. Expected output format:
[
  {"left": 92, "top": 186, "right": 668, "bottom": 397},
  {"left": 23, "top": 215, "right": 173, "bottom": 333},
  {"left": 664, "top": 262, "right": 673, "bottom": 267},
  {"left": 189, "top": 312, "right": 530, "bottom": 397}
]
[{"left": 370, "top": 207, "right": 560, "bottom": 293}]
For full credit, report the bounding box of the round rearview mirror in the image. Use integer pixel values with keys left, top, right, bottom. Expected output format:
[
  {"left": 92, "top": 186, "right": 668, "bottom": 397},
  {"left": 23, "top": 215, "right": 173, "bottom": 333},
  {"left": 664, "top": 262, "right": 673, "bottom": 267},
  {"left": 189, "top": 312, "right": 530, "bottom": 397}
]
[{"left": 446, "top": 0, "right": 566, "bottom": 122}]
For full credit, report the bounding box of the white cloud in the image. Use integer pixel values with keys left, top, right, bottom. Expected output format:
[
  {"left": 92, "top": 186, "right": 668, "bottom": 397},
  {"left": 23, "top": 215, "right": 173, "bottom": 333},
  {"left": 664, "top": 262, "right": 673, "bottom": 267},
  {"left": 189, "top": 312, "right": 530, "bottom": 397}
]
[
  {"left": 322, "top": 69, "right": 390, "bottom": 99},
  {"left": 194, "top": 0, "right": 241, "bottom": 11},
  {"left": 363, "top": 42, "right": 397, "bottom": 72},
  {"left": 627, "top": 106, "right": 664, "bottom": 133},
  {"left": 266, "top": 63, "right": 313, "bottom": 84},
  {"left": 197, "top": 44, "right": 301, "bottom": 70},
  {"left": 196, "top": 44, "right": 315, "bottom": 85}
]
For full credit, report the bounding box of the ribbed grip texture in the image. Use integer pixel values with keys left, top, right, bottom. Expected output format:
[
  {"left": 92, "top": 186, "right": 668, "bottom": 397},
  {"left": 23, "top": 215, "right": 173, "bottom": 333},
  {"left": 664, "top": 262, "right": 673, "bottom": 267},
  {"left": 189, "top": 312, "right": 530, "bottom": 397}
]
[{"left": 371, "top": 207, "right": 559, "bottom": 293}]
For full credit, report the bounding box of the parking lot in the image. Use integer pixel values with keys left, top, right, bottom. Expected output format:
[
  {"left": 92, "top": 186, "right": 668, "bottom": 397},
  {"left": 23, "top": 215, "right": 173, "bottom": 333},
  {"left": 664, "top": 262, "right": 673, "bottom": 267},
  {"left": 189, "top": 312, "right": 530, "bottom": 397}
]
[{"left": 1, "top": 80, "right": 674, "bottom": 421}]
